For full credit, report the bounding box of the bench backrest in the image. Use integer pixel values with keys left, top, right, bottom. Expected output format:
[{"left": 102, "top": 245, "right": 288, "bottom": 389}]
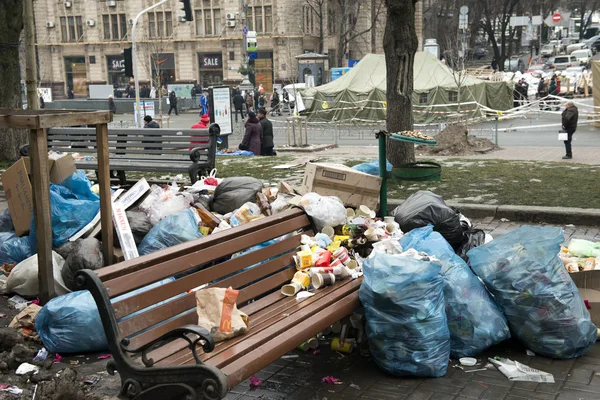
[
  {"left": 92, "top": 208, "right": 313, "bottom": 350},
  {"left": 47, "top": 127, "right": 216, "bottom": 164}
]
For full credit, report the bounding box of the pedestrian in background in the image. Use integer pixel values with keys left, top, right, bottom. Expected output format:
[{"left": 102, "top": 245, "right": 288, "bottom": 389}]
[
  {"left": 258, "top": 107, "right": 274, "bottom": 156},
  {"left": 108, "top": 95, "right": 116, "bottom": 114},
  {"left": 200, "top": 90, "right": 209, "bottom": 115},
  {"left": 168, "top": 91, "right": 178, "bottom": 115},
  {"left": 233, "top": 91, "right": 245, "bottom": 122},
  {"left": 561, "top": 101, "right": 578, "bottom": 160},
  {"left": 245, "top": 91, "right": 254, "bottom": 112},
  {"left": 239, "top": 111, "right": 262, "bottom": 155}
]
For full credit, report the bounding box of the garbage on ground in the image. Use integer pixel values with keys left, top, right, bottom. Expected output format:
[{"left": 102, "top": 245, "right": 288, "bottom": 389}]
[
  {"left": 15, "top": 362, "right": 40, "bottom": 375},
  {"left": 195, "top": 287, "right": 249, "bottom": 343},
  {"left": 249, "top": 376, "right": 262, "bottom": 389},
  {"left": 0, "top": 384, "right": 23, "bottom": 394},
  {"left": 7, "top": 295, "right": 30, "bottom": 311},
  {"left": 321, "top": 376, "right": 341, "bottom": 384},
  {"left": 59, "top": 238, "right": 104, "bottom": 291},
  {"left": 33, "top": 348, "right": 49, "bottom": 362},
  {"left": 488, "top": 358, "right": 555, "bottom": 383},
  {"left": 468, "top": 226, "right": 598, "bottom": 359},
  {"left": 138, "top": 208, "right": 203, "bottom": 255},
  {"left": 3, "top": 251, "right": 70, "bottom": 296},
  {"left": 210, "top": 177, "right": 263, "bottom": 214},
  {"left": 9, "top": 303, "right": 42, "bottom": 338},
  {"left": 351, "top": 159, "right": 392, "bottom": 176},
  {"left": 139, "top": 182, "right": 194, "bottom": 225}
]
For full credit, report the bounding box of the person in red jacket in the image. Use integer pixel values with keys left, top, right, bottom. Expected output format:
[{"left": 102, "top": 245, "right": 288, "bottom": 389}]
[{"left": 191, "top": 114, "right": 210, "bottom": 149}]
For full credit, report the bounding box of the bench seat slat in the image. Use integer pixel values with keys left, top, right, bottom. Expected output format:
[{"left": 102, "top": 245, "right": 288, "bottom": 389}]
[{"left": 101, "top": 212, "right": 310, "bottom": 295}]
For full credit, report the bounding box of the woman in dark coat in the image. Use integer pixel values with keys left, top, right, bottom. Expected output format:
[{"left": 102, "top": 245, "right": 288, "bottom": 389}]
[{"left": 239, "top": 111, "right": 262, "bottom": 155}]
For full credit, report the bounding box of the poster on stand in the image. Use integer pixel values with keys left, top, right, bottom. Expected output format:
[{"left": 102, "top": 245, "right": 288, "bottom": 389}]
[{"left": 211, "top": 86, "right": 232, "bottom": 135}]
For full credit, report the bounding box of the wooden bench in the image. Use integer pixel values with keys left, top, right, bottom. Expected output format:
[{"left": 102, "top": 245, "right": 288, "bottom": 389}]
[
  {"left": 45, "top": 126, "right": 221, "bottom": 184},
  {"left": 75, "top": 208, "right": 362, "bottom": 400}
]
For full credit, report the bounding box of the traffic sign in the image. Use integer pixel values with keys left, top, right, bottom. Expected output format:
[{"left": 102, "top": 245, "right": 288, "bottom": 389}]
[
  {"left": 248, "top": 52, "right": 257, "bottom": 59},
  {"left": 460, "top": 5, "right": 469, "bottom": 16},
  {"left": 242, "top": 26, "right": 248, "bottom": 35},
  {"left": 552, "top": 13, "right": 562, "bottom": 23}
]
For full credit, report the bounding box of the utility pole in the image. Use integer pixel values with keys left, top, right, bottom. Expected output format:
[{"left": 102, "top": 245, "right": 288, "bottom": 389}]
[
  {"left": 132, "top": 0, "right": 169, "bottom": 127},
  {"left": 24, "top": 0, "right": 38, "bottom": 110}
]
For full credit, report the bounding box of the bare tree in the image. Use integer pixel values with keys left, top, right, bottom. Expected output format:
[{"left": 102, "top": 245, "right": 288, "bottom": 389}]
[
  {"left": 570, "top": 0, "right": 600, "bottom": 40},
  {"left": 384, "top": 0, "right": 419, "bottom": 166},
  {"left": 0, "top": 0, "right": 26, "bottom": 162},
  {"left": 480, "top": 0, "right": 521, "bottom": 72},
  {"left": 304, "top": 0, "right": 327, "bottom": 53},
  {"left": 443, "top": 36, "right": 469, "bottom": 113}
]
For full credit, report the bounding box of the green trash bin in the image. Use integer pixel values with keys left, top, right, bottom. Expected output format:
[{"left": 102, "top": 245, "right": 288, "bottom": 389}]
[{"left": 391, "top": 162, "right": 441, "bottom": 181}]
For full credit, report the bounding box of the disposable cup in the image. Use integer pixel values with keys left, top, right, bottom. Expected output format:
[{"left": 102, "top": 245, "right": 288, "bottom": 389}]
[
  {"left": 346, "top": 208, "right": 355, "bottom": 218},
  {"left": 333, "top": 247, "right": 350, "bottom": 265},
  {"left": 292, "top": 271, "right": 311, "bottom": 288},
  {"left": 386, "top": 223, "right": 397, "bottom": 234},
  {"left": 331, "top": 337, "right": 354, "bottom": 353},
  {"left": 281, "top": 282, "right": 303, "bottom": 297},
  {"left": 384, "top": 216, "right": 395, "bottom": 224},
  {"left": 346, "top": 259, "right": 358, "bottom": 270},
  {"left": 350, "top": 314, "right": 364, "bottom": 330},
  {"left": 312, "top": 273, "right": 336, "bottom": 289},
  {"left": 365, "top": 228, "right": 377, "bottom": 241},
  {"left": 322, "top": 226, "right": 335, "bottom": 238}
]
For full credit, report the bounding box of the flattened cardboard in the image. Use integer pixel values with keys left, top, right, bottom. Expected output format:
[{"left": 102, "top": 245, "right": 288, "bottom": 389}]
[
  {"left": 571, "top": 270, "right": 600, "bottom": 326},
  {"left": 116, "top": 178, "right": 150, "bottom": 210},
  {"left": 22, "top": 155, "right": 76, "bottom": 184},
  {"left": 301, "top": 163, "right": 382, "bottom": 209},
  {"left": 1, "top": 159, "right": 33, "bottom": 236}
]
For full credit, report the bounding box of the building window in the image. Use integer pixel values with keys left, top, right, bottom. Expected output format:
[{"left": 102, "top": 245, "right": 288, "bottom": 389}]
[
  {"left": 246, "top": 5, "right": 271, "bottom": 33},
  {"left": 302, "top": 5, "right": 315, "bottom": 35},
  {"left": 328, "top": 9, "right": 335, "bottom": 34},
  {"left": 148, "top": 11, "right": 172, "bottom": 38},
  {"left": 103, "top": 14, "right": 128, "bottom": 40},
  {"left": 60, "top": 16, "right": 84, "bottom": 42},
  {"left": 195, "top": 6, "right": 221, "bottom": 36},
  {"left": 419, "top": 92, "right": 429, "bottom": 104},
  {"left": 448, "top": 91, "right": 458, "bottom": 102},
  {"left": 328, "top": 49, "right": 337, "bottom": 68},
  {"left": 229, "top": 51, "right": 235, "bottom": 61}
]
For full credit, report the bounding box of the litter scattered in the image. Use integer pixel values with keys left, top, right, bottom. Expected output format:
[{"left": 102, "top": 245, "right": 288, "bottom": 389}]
[
  {"left": 53, "top": 354, "right": 63, "bottom": 363},
  {"left": 459, "top": 358, "right": 477, "bottom": 367},
  {"left": 488, "top": 358, "right": 555, "bottom": 383},
  {"left": 249, "top": 376, "right": 262, "bottom": 389},
  {"left": 296, "top": 291, "right": 315, "bottom": 300},
  {"left": 475, "top": 382, "right": 489, "bottom": 390},
  {"left": 349, "top": 383, "right": 361, "bottom": 390},
  {"left": 33, "top": 348, "right": 49, "bottom": 362},
  {"left": 500, "top": 218, "right": 510, "bottom": 222},
  {"left": 529, "top": 179, "right": 542, "bottom": 183},
  {"left": 82, "top": 376, "right": 101, "bottom": 385},
  {"left": 15, "top": 362, "right": 40, "bottom": 375},
  {"left": 321, "top": 376, "right": 341, "bottom": 384},
  {"left": 313, "top": 350, "right": 321, "bottom": 355},
  {"left": 8, "top": 294, "right": 30, "bottom": 310},
  {"left": 98, "top": 354, "right": 111, "bottom": 360},
  {"left": 0, "top": 384, "right": 23, "bottom": 395},
  {"left": 526, "top": 350, "right": 536, "bottom": 357},
  {"left": 280, "top": 354, "right": 299, "bottom": 360}
]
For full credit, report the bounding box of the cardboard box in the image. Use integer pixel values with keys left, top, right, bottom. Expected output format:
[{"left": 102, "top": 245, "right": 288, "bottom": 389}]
[
  {"left": 112, "top": 202, "right": 139, "bottom": 261},
  {"left": 301, "top": 163, "right": 382, "bottom": 210},
  {"left": 1, "top": 159, "right": 33, "bottom": 236},
  {"left": 571, "top": 270, "right": 600, "bottom": 327},
  {"left": 22, "top": 154, "right": 76, "bottom": 184}
]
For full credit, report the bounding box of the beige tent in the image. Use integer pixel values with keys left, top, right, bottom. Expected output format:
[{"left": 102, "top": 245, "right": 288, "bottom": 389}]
[{"left": 303, "top": 52, "right": 513, "bottom": 124}]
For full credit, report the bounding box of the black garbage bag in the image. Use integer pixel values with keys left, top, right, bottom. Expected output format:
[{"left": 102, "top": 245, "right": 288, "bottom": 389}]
[
  {"left": 60, "top": 238, "right": 104, "bottom": 290},
  {"left": 456, "top": 229, "right": 486, "bottom": 263},
  {"left": 210, "top": 177, "right": 263, "bottom": 215},
  {"left": 393, "top": 191, "right": 465, "bottom": 249}
]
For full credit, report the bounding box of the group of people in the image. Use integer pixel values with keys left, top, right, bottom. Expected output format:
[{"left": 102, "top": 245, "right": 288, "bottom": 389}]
[
  {"left": 232, "top": 84, "right": 285, "bottom": 122},
  {"left": 513, "top": 79, "right": 529, "bottom": 107},
  {"left": 537, "top": 75, "right": 562, "bottom": 111},
  {"left": 238, "top": 108, "right": 275, "bottom": 156}
]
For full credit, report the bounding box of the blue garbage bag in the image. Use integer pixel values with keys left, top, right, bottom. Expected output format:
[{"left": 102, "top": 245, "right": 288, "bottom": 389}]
[
  {"left": 28, "top": 183, "right": 100, "bottom": 251},
  {"left": 36, "top": 291, "right": 107, "bottom": 353},
  {"left": 138, "top": 209, "right": 203, "bottom": 255},
  {"left": 0, "top": 209, "right": 13, "bottom": 232},
  {"left": 0, "top": 231, "right": 34, "bottom": 265},
  {"left": 468, "top": 226, "right": 598, "bottom": 359},
  {"left": 359, "top": 253, "right": 450, "bottom": 377},
  {"left": 400, "top": 226, "right": 510, "bottom": 358},
  {"left": 58, "top": 171, "right": 99, "bottom": 201},
  {"left": 351, "top": 159, "right": 392, "bottom": 176}
]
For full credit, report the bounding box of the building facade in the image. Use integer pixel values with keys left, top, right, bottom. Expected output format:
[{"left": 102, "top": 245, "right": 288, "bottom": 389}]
[{"left": 32, "top": 0, "right": 424, "bottom": 99}]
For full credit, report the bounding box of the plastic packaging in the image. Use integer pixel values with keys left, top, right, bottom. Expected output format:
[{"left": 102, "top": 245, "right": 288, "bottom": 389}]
[
  {"left": 456, "top": 229, "right": 487, "bottom": 262},
  {"left": 5, "top": 252, "right": 70, "bottom": 297},
  {"left": 57, "top": 171, "right": 99, "bottom": 201},
  {"left": 568, "top": 239, "right": 600, "bottom": 258},
  {"left": 211, "top": 177, "right": 264, "bottom": 215},
  {"left": 0, "top": 209, "right": 14, "bottom": 232},
  {"left": 36, "top": 290, "right": 108, "bottom": 353},
  {"left": 271, "top": 194, "right": 295, "bottom": 214},
  {"left": 229, "top": 202, "right": 263, "bottom": 227},
  {"left": 359, "top": 253, "right": 450, "bottom": 377},
  {"left": 137, "top": 209, "right": 203, "bottom": 256},
  {"left": 392, "top": 191, "right": 465, "bottom": 249},
  {"left": 468, "top": 226, "right": 597, "bottom": 359},
  {"left": 0, "top": 232, "right": 34, "bottom": 265},
  {"left": 139, "top": 184, "right": 194, "bottom": 225},
  {"left": 400, "top": 226, "right": 510, "bottom": 358},
  {"left": 298, "top": 193, "right": 346, "bottom": 232},
  {"left": 351, "top": 159, "right": 392, "bottom": 176}
]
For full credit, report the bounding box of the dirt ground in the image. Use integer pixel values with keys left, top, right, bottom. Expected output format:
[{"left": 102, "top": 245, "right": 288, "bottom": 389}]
[
  {"left": 0, "top": 299, "right": 120, "bottom": 400},
  {"left": 415, "top": 124, "right": 500, "bottom": 156}
]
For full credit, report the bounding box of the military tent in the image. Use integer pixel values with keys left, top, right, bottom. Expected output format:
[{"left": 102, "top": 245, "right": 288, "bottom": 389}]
[{"left": 302, "top": 52, "right": 513, "bottom": 124}]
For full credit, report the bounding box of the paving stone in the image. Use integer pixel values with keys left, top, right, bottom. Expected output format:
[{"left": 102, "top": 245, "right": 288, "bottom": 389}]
[
  {"left": 567, "top": 367, "right": 594, "bottom": 384},
  {"left": 403, "top": 391, "right": 433, "bottom": 400},
  {"left": 509, "top": 388, "right": 556, "bottom": 399},
  {"left": 415, "top": 381, "right": 462, "bottom": 395},
  {"left": 562, "top": 380, "right": 600, "bottom": 393},
  {"left": 512, "top": 381, "right": 538, "bottom": 391},
  {"left": 534, "top": 380, "right": 565, "bottom": 395},
  {"left": 556, "top": 389, "right": 600, "bottom": 400},
  {"left": 458, "top": 381, "right": 487, "bottom": 398},
  {"left": 480, "top": 383, "right": 512, "bottom": 400}
]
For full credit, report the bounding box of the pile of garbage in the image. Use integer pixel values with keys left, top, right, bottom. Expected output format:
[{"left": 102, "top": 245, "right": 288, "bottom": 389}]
[{"left": 560, "top": 239, "right": 600, "bottom": 272}]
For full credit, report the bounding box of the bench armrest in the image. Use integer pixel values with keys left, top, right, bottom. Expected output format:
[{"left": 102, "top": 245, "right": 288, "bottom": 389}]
[{"left": 123, "top": 324, "right": 214, "bottom": 367}]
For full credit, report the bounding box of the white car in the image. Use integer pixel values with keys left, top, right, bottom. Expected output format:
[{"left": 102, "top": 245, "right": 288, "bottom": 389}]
[
  {"left": 566, "top": 42, "right": 588, "bottom": 54},
  {"left": 571, "top": 49, "right": 593, "bottom": 67}
]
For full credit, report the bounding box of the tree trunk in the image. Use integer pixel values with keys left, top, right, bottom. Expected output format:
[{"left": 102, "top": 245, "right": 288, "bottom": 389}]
[
  {"left": 384, "top": 0, "right": 418, "bottom": 167},
  {"left": 0, "top": 0, "right": 26, "bottom": 162},
  {"left": 318, "top": 2, "right": 324, "bottom": 54}
]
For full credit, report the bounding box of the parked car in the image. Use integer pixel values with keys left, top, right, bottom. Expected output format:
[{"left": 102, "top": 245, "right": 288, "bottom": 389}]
[
  {"left": 571, "top": 49, "right": 593, "bottom": 67},
  {"left": 550, "top": 55, "right": 579, "bottom": 70},
  {"left": 584, "top": 35, "right": 600, "bottom": 53},
  {"left": 566, "top": 42, "right": 588, "bottom": 55},
  {"left": 541, "top": 44, "right": 557, "bottom": 57}
]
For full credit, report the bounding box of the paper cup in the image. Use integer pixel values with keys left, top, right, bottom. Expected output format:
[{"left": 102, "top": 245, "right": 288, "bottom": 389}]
[
  {"left": 338, "top": 266, "right": 351, "bottom": 279},
  {"left": 331, "top": 321, "right": 342, "bottom": 334},
  {"left": 346, "top": 208, "right": 355, "bottom": 218},
  {"left": 333, "top": 247, "right": 351, "bottom": 265},
  {"left": 385, "top": 223, "right": 397, "bottom": 234},
  {"left": 310, "top": 267, "right": 342, "bottom": 276},
  {"left": 292, "top": 271, "right": 311, "bottom": 288},
  {"left": 384, "top": 216, "right": 395, "bottom": 224},
  {"left": 322, "top": 226, "right": 335, "bottom": 238},
  {"left": 311, "top": 273, "right": 336, "bottom": 289},
  {"left": 346, "top": 259, "right": 358, "bottom": 270},
  {"left": 330, "top": 258, "right": 344, "bottom": 269},
  {"left": 365, "top": 228, "right": 377, "bottom": 241},
  {"left": 356, "top": 205, "right": 371, "bottom": 218},
  {"left": 281, "top": 282, "right": 303, "bottom": 297},
  {"left": 350, "top": 314, "right": 364, "bottom": 330}
]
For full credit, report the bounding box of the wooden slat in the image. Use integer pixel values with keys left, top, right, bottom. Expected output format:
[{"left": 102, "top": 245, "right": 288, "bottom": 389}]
[
  {"left": 39, "top": 111, "right": 112, "bottom": 128},
  {"left": 98, "top": 210, "right": 309, "bottom": 289},
  {"left": 221, "top": 291, "right": 361, "bottom": 388},
  {"left": 0, "top": 115, "right": 39, "bottom": 129},
  {"left": 48, "top": 138, "right": 210, "bottom": 145},
  {"left": 96, "top": 123, "right": 114, "bottom": 265},
  {"left": 117, "top": 254, "right": 295, "bottom": 338},
  {"left": 48, "top": 128, "right": 209, "bottom": 137},
  {"left": 113, "top": 234, "right": 302, "bottom": 319}
]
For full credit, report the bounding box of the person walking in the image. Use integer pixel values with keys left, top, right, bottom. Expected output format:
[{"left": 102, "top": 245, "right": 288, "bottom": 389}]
[
  {"left": 168, "top": 91, "right": 178, "bottom": 115},
  {"left": 199, "top": 90, "right": 209, "bottom": 115},
  {"left": 258, "top": 107, "right": 274, "bottom": 156},
  {"left": 561, "top": 101, "right": 579, "bottom": 160},
  {"left": 270, "top": 88, "right": 281, "bottom": 116},
  {"left": 233, "top": 91, "right": 245, "bottom": 122},
  {"left": 108, "top": 95, "right": 116, "bottom": 114},
  {"left": 245, "top": 91, "right": 254, "bottom": 112},
  {"left": 239, "top": 111, "right": 262, "bottom": 155}
]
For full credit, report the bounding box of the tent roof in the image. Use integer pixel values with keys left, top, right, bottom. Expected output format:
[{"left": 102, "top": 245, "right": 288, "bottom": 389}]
[{"left": 304, "top": 52, "right": 485, "bottom": 96}]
